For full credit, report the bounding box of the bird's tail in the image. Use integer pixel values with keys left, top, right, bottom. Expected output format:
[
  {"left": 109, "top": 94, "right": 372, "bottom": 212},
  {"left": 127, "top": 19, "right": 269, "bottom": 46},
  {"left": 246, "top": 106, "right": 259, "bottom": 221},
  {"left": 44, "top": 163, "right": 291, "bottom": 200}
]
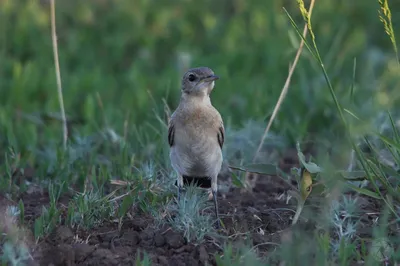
[{"left": 176, "top": 175, "right": 211, "bottom": 188}]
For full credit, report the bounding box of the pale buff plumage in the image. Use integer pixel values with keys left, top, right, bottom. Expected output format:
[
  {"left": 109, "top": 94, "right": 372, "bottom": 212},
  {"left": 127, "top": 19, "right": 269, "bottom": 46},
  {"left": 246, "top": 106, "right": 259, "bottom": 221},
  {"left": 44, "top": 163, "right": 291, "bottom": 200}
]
[{"left": 168, "top": 67, "right": 224, "bottom": 227}]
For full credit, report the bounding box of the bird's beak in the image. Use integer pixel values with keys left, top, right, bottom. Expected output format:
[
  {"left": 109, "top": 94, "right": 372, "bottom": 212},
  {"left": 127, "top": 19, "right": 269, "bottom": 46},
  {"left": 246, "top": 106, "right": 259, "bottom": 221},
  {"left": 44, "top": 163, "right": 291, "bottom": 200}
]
[{"left": 202, "top": 75, "right": 219, "bottom": 83}]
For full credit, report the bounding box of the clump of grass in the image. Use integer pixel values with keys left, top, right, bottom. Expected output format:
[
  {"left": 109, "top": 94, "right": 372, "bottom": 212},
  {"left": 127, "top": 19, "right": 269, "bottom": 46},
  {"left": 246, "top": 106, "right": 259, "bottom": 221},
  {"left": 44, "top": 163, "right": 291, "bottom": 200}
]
[
  {"left": 33, "top": 205, "right": 61, "bottom": 241},
  {"left": 33, "top": 181, "right": 66, "bottom": 240},
  {"left": 111, "top": 161, "right": 174, "bottom": 218},
  {"left": 2, "top": 147, "right": 21, "bottom": 197},
  {"left": 1, "top": 205, "right": 32, "bottom": 266},
  {"left": 66, "top": 189, "right": 114, "bottom": 230},
  {"left": 1, "top": 242, "right": 30, "bottom": 266},
  {"left": 215, "top": 243, "right": 264, "bottom": 266},
  {"left": 328, "top": 195, "right": 361, "bottom": 255},
  {"left": 166, "top": 184, "right": 217, "bottom": 243}
]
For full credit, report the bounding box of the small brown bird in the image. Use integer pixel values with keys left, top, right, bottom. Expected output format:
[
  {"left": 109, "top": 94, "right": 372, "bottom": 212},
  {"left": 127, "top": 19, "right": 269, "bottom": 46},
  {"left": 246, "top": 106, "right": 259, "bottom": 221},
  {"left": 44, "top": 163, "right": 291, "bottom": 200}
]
[{"left": 168, "top": 66, "right": 224, "bottom": 227}]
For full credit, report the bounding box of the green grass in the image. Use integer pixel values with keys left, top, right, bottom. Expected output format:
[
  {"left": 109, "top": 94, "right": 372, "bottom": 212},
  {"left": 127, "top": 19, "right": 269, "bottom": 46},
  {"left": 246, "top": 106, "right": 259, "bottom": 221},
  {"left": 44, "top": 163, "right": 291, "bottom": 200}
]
[
  {"left": 1, "top": 0, "right": 400, "bottom": 265},
  {"left": 166, "top": 184, "right": 218, "bottom": 243}
]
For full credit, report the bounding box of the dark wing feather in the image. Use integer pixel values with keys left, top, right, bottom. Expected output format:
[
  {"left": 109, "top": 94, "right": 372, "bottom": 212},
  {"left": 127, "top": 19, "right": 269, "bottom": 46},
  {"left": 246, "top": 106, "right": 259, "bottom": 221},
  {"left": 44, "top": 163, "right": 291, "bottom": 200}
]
[
  {"left": 217, "top": 123, "right": 224, "bottom": 149},
  {"left": 168, "top": 121, "right": 175, "bottom": 147}
]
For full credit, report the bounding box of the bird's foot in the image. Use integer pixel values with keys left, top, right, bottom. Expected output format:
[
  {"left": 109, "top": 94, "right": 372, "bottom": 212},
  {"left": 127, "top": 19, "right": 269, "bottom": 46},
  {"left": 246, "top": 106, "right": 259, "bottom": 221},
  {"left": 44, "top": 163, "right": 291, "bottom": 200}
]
[
  {"left": 215, "top": 219, "right": 221, "bottom": 229},
  {"left": 177, "top": 186, "right": 183, "bottom": 202}
]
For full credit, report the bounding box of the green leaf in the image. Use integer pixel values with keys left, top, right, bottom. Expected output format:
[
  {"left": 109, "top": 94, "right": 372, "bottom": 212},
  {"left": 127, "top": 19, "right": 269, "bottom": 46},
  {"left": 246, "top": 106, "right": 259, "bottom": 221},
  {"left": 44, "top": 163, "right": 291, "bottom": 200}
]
[
  {"left": 66, "top": 203, "right": 75, "bottom": 227},
  {"left": 309, "top": 182, "right": 326, "bottom": 196},
  {"left": 18, "top": 199, "right": 24, "bottom": 223},
  {"left": 379, "top": 163, "right": 399, "bottom": 177},
  {"left": 118, "top": 195, "right": 134, "bottom": 218},
  {"left": 388, "top": 111, "right": 400, "bottom": 144},
  {"left": 214, "top": 254, "right": 224, "bottom": 266},
  {"left": 34, "top": 218, "right": 43, "bottom": 240},
  {"left": 297, "top": 149, "right": 322, "bottom": 173},
  {"left": 344, "top": 183, "right": 381, "bottom": 199},
  {"left": 231, "top": 172, "right": 244, "bottom": 188},
  {"left": 378, "top": 133, "right": 400, "bottom": 151},
  {"left": 230, "top": 163, "right": 277, "bottom": 175},
  {"left": 343, "top": 108, "right": 361, "bottom": 120},
  {"left": 338, "top": 170, "right": 368, "bottom": 181}
]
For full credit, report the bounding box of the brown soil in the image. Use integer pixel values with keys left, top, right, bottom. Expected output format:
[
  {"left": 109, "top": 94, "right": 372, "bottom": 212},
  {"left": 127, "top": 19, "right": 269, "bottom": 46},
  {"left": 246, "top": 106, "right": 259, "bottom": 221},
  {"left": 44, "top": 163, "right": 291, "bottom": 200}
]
[
  {"left": 0, "top": 151, "right": 305, "bottom": 266},
  {"left": 1, "top": 146, "right": 392, "bottom": 265},
  {"left": 3, "top": 161, "right": 387, "bottom": 265},
  {"left": 2, "top": 173, "right": 294, "bottom": 266}
]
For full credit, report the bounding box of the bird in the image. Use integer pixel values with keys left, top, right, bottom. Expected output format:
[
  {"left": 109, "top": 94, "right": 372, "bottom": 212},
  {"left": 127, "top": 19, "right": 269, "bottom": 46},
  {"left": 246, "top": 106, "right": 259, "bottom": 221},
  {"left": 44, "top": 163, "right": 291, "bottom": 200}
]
[{"left": 168, "top": 66, "right": 224, "bottom": 227}]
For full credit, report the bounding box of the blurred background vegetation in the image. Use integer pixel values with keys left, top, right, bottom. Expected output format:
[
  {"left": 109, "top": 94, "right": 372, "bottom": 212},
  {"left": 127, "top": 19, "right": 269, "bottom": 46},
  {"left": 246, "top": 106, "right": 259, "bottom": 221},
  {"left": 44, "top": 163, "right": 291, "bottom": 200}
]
[
  {"left": 0, "top": 0, "right": 400, "bottom": 165},
  {"left": 1, "top": 1, "right": 400, "bottom": 264}
]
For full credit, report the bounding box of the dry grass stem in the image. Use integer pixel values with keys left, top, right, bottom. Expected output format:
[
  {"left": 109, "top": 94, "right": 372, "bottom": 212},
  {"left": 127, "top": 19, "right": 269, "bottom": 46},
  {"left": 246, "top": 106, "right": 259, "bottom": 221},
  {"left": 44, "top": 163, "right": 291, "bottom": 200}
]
[
  {"left": 50, "top": 0, "right": 68, "bottom": 150},
  {"left": 244, "top": 0, "right": 316, "bottom": 190}
]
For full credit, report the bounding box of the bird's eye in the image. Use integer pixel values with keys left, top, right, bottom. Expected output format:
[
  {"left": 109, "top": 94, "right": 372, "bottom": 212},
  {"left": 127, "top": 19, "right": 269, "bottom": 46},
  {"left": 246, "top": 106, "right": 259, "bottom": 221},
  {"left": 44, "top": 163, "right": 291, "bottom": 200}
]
[{"left": 188, "top": 74, "right": 196, "bottom": 82}]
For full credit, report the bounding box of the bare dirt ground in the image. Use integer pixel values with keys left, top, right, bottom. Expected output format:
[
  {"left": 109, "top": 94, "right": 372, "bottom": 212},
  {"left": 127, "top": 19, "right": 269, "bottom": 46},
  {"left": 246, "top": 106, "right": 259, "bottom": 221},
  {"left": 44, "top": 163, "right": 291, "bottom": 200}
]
[
  {"left": 17, "top": 176, "right": 293, "bottom": 266},
  {"left": 0, "top": 148, "right": 305, "bottom": 266},
  {"left": 1, "top": 151, "right": 342, "bottom": 265}
]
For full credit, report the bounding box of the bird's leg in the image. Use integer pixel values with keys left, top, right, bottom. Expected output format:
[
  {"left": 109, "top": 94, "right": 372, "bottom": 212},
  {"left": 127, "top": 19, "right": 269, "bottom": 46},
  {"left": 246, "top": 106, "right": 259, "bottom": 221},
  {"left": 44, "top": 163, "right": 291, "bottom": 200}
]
[
  {"left": 207, "top": 188, "right": 213, "bottom": 200},
  {"left": 211, "top": 176, "right": 220, "bottom": 228},
  {"left": 178, "top": 186, "right": 183, "bottom": 201},
  {"left": 177, "top": 174, "right": 184, "bottom": 202},
  {"left": 212, "top": 190, "right": 220, "bottom": 228}
]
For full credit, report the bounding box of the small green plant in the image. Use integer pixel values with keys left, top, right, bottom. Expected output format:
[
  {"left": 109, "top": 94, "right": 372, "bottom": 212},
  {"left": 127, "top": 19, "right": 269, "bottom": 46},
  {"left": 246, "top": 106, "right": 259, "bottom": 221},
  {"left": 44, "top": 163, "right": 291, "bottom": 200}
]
[
  {"left": 17, "top": 200, "right": 24, "bottom": 225},
  {"left": 215, "top": 243, "right": 264, "bottom": 266},
  {"left": 1, "top": 241, "right": 30, "bottom": 266},
  {"left": 67, "top": 189, "right": 114, "bottom": 229},
  {"left": 134, "top": 250, "right": 151, "bottom": 266},
  {"left": 32, "top": 182, "right": 66, "bottom": 241},
  {"left": 109, "top": 161, "right": 173, "bottom": 227},
  {"left": 2, "top": 147, "right": 21, "bottom": 196},
  {"left": 116, "top": 193, "right": 134, "bottom": 230},
  {"left": 166, "top": 184, "right": 217, "bottom": 243},
  {"left": 328, "top": 195, "right": 361, "bottom": 255},
  {"left": 33, "top": 204, "right": 61, "bottom": 241}
]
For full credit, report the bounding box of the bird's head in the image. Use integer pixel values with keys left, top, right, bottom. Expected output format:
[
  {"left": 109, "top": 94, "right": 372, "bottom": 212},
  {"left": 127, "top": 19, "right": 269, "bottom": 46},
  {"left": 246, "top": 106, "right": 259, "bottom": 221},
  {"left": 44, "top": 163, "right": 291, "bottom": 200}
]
[{"left": 181, "top": 67, "right": 219, "bottom": 97}]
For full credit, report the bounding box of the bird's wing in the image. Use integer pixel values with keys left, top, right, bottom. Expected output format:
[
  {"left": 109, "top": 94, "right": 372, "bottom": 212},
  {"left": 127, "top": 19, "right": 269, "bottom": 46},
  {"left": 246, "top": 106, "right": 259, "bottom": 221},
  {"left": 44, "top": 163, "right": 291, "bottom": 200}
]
[
  {"left": 168, "top": 119, "right": 175, "bottom": 147},
  {"left": 217, "top": 120, "right": 224, "bottom": 149}
]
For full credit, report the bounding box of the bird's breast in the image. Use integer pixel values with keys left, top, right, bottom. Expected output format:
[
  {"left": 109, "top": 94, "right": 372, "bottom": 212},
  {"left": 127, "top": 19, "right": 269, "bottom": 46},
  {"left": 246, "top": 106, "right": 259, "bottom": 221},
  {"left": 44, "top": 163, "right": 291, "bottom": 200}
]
[
  {"left": 169, "top": 104, "right": 223, "bottom": 177},
  {"left": 170, "top": 143, "right": 222, "bottom": 177}
]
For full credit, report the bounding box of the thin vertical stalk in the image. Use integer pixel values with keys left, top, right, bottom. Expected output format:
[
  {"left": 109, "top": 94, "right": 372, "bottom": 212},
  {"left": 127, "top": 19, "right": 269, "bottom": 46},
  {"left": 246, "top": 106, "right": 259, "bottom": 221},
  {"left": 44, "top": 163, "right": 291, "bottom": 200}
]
[{"left": 50, "top": 0, "right": 68, "bottom": 150}]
